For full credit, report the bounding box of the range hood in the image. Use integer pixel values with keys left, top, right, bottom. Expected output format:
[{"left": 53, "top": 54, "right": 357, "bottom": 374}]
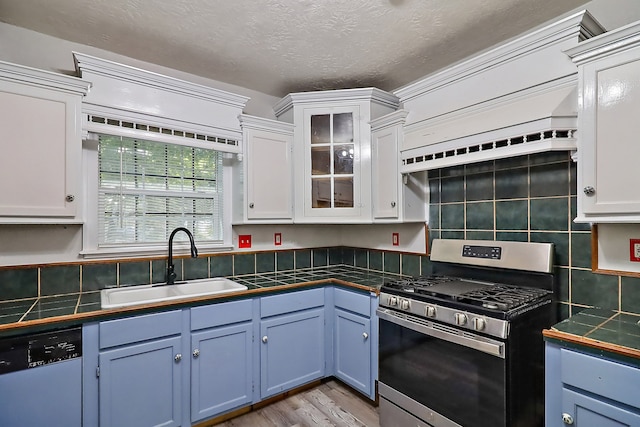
[
  {"left": 396, "top": 10, "right": 605, "bottom": 174},
  {"left": 400, "top": 79, "right": 578, "bottom": 173}
]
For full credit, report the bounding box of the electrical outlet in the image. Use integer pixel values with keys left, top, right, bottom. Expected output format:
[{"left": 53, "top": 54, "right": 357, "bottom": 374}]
[
  {"left": 274, "top": 233, "right": 282, "bottom": 246},
  {"left": 630, "top": 239, "right": 640, "bottom": 262},
  {"left": 238, "top": 234, "right": 252, "bottom": 249},
  {"left": 392, "top": 232, "right": 399, "bottom": 246}
]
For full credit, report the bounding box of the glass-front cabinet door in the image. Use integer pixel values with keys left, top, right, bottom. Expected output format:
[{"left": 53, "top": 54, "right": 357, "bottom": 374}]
[{"left": 304, "top": 106, "right": 360, "bottom": 217}]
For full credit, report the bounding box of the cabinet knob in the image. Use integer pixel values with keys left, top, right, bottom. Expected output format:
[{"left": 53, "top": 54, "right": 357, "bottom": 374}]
[
  {"left": 583, "top": 186, "right": 595, "bottom": 196},
  {"left": 363, "top": 332, "right": 369, "bottom": 340},
  {"left": 249, "top": 203, "right": 255, "bottom": 208},
  {"left": 66, "top": 194, "right": 75, "bottom": 202},
  {"left": 262, "top": 336, "right": 268, "bottom": 343},
  {"left": 561, "top": 413, "right": 574, "bottom": 425},
  {"left": 174, "top": 353, "right": 182, "bottom": 362},
  {"left": 391, "top": 201, "right": 396, "bottom": 208},
  {"left": 192, "top": 349, "right": 200, "bottom": 358}
]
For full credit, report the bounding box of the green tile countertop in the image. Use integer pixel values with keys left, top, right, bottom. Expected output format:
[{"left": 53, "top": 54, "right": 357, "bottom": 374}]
[
  {"left": 0, "top": 265, "right": 403, "bottom": 337},
  {"left": 544, "top": 308, "right": 640, "bottom": 361}
]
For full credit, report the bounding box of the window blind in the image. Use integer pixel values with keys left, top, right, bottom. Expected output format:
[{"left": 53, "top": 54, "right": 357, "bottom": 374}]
[{"left": 98, "top": 134, "right": 223, "bottom": 246}]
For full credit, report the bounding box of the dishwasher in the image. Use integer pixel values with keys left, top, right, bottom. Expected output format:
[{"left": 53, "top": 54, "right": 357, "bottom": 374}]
[{"left": 0, "top": 326, "right": 82, "bottom": 427}]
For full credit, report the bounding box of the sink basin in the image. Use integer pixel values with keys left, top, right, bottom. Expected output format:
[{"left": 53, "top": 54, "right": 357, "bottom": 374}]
[{"left": 101, "top": 277, "right": 248, "bottom": 309}]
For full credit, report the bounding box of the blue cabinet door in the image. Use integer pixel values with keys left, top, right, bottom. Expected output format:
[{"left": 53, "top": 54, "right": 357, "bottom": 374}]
[
  {"left": 99, "top": 336, "right": 183, "bottom": 427},
  {"left": 562, "top": 388, "right": 640, "bottom": 427},
  {"left": 191, "top": 322, "right": 253, "bottom": 422},
  {"left": 334, "top": 308, "right": 371, "bottom": 396},
  {"left": 260, "top": 308, "right": 325, "bottom": 399}
]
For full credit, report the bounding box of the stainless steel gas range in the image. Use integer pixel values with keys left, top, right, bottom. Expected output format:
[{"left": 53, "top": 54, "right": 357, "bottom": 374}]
[{"left": 377, "top": 239, "right": 556, "bottom": 427}]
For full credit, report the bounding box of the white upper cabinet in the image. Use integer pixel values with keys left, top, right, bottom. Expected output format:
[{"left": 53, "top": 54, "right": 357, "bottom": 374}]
[
  {"left": 274, "top": 88, "right": 400, "bottom": 223},
  {"left": 236, "top": 115, "right": 294, "bottom": 223},
  {"left": 566, "top": 21, "right": 640, "bottom": 222},
  {"left": 0, "top": 61, "right": 89, "bottom": 222}
]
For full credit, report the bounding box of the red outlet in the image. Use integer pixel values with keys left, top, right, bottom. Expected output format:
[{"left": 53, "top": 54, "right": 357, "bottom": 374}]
[
  {"left": 274, "top": 233, "right": 282, "bottom": 246},
  {"left": 630, "top": 239, "right": 640, "bottom": 262},
  {"left": 238, "top": 234, "right": 252, "bottom": 249},
  {"left": 392, "top": 233, "right": 399, "bottom": 246}
]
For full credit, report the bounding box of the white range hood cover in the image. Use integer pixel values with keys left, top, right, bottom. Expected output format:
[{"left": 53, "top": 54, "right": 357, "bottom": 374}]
[{"left": 400, "top": 80, "right": 578, "bottom": 173}]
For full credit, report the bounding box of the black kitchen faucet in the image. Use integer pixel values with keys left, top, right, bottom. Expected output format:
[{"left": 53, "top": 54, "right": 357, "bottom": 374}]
[{"left": 165, "top": 227, "right": 198, "bottom": 285}]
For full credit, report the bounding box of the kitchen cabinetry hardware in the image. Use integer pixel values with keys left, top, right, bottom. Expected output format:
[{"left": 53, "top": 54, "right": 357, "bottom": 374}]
[
  {"left": 562, "top": 413, "right": 574, "bottom": 424},
  {"left": 66, "top": 194, "right": 75, "bottom": 202},
  {"left": 249, "top": 202, "right": 254, "bottom": 208},
  {"left": 362, "top": 332, "right": 369, "bottom": 340},
  {"left": 174, "top": 353, "right": 182, "bottom": 362},
  {"left": 192, "top": 349, "right": 200, "bottom": 358},
  {"left": 583, "top": 186, "right": 595, "bottom": 196},
  {"left": 262, "top": 335, "right": 268, "bottom": 343},
  {"left": 390, "top": 201, "right": 396, "bottom": 207}
]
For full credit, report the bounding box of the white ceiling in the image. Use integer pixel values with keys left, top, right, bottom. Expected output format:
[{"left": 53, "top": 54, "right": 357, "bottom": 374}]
[{"left": 0, "top": 0, "right": 596, "bottom": 97}]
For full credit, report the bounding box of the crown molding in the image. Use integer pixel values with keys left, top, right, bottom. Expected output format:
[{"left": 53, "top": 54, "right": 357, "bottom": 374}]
[
  {"left": 274, "top": 87, "right": 399, "bottom": 117},
  {"left": 0, "top": 60, "right": 90, "bottom": 95}
]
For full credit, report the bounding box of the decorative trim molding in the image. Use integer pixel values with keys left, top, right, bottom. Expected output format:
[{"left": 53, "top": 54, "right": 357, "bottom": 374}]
[
  {"left": 73, "top": 52, "right": 250, "bottom": 109},
  {"left": 274, "top": 87, "right": 399, "bottom": 117},
  {"left": 565, "top": 20, "right": 640, "bottom": 64},
  {"left": 394, "top": 10, "right": 604, "bottom": 102},
  {"left": 239, "top": 114, "right": 295, "bottom": 134},
  {"left": 370, "top": 110, "right": 409, "bottom": 131},
  {"left": 0, "top": 60, "right": 90, "bottom": 95}
]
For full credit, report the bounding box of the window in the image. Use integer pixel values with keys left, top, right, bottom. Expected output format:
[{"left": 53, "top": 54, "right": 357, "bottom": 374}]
[{"left": 97, "top": 134, "right": 224, "bottom": 247}]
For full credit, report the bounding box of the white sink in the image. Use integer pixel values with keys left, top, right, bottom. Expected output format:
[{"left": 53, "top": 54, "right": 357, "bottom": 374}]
[{"left": 101, "top": 277, "right": 248, "bottom": 309}]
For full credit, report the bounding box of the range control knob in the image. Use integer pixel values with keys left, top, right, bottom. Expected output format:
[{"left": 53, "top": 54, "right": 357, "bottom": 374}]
[
  {"left": 473, "top": 318, "right": 486, "bottom": 331},
  {"left": 389, "top": 296, "right": 398, "bottom": 306},
  {"left": 454, "top": 313, "right": 467, "bottom": 326},
  {"left": 400, "top": 299, "right": 410, "bottom": 310},
  {"left": 425, "top": 305, "right": 437, "bottom": 318}
]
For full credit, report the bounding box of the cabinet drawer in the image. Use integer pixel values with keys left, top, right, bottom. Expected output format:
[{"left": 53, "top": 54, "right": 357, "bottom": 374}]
[
  {"left": 561, "top": 348, "right": 640, "bottom": 409},
  {"left": 260, "top": 288, "right": 324, "bottom": 318},
  {"left": 191, "top": 299, "right": 253, "bottom": 331},
  {"left": 99, "top": 310, "right": 182, "bottom": 349},
  {"left": 334, "top": 287, "right": 370, "bottom": 317}
]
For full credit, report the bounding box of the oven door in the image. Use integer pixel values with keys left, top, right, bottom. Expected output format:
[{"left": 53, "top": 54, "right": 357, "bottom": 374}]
[{"left": 378, "top": 308, "right": 507, "bottom": 427}]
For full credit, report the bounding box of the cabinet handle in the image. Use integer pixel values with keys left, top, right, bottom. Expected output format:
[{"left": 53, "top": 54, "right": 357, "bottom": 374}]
[
  {"left": 174, "top": 353, "right": 182, "bottom": 362},
  {"left": 561, "top": 413, "right": 574, "bottom": 425},
  {"left": 363, "top": 332, "right": 369, "bottom": 340},
  {"left": 249, "top": 203, "right": 255, "bottom": 208},
  {"left": 390, "top": 201, "right": 396, "bottom": 208},
  {"left": 66, "top": 194, "right": 75, "bottom": 202},
  {"left": 192, "top": 349, "right": 200, "bottom": 358},
  {"left": 583, "top": 186, "right": 595, "bottom": 196},
  {"left": 262, "top": 336, "right": 268, "bottom": 343}
]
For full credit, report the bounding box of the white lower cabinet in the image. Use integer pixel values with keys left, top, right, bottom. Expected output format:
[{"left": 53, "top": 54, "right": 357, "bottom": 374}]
[{"left": 83, "top": 286, "right": 378, "bottom": 426}]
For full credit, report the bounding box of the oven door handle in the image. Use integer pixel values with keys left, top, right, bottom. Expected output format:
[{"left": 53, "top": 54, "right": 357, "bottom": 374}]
[{"left": 377, "top": 308, "right": 505, "bottom": 359}]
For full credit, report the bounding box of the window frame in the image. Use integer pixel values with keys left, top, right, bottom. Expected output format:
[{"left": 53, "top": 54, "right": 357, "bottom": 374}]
[{"left": 81, "top": 131, "right": 235, "bottom": 259}]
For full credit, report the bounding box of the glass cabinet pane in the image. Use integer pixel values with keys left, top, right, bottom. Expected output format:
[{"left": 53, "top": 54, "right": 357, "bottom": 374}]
[
  {"left": 311, "top": 114, "right": 330, "bottom": 144},
  {"left": 334, "top": 177, "right": 354, "bottom": 207},
  {"left": 311, "top": 147, "right": 331, "bottom": 175},
  {"left": 333, "top": 113, "right": 353, "bottom": 143},
  {"left": 333, "top": 144, "right": 354, "bottom": 174},
  {"left": 312, "top": 178, "right": 332, "bottom": 208}
]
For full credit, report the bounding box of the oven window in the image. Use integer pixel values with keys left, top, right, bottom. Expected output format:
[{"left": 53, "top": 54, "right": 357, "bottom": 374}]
[{"left": 379, "top": 318, "right": 506, "bottom": 427}]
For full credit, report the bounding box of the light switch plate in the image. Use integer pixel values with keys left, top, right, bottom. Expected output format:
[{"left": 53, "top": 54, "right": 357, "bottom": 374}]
[
  {"left": 239, "top": 234, "right": 251, "bottom": 249},
  {"left": 630, "top": 239, "right": 640, "bottom": 262}
]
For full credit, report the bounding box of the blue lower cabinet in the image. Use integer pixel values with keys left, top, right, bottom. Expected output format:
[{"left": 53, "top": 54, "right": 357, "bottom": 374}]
[
  {"left": 99, "top": 336, "right": 183, "bottom": 427},
  {"left": 546, "top": 342, "right": 640, "bottom": 427},
  {"left": 260, "top": 308, "right": 325, "bottom": 399},
  {"left": 191, "top": 322, "right": 253, "bottom": 422},
  {"left": 334, "top": 308, "right": 371, "bottom": 396}
]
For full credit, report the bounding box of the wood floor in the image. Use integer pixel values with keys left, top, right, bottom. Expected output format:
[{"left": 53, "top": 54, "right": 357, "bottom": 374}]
[{"left": 216, "top": 381, "right": 380, "bottom": 427}]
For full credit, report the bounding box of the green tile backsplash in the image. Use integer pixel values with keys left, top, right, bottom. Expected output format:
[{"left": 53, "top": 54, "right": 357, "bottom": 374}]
[
  {"left": 428, "top": 151, "right": 640, "bottom": 317},
  {"left": 0, "top": 247, "right": 429, "bottom": 304}
]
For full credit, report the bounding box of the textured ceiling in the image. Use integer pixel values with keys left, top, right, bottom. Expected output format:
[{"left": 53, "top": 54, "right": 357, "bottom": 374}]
[{"left": 0, "top": 0, "right": 590, "bottom": 97}]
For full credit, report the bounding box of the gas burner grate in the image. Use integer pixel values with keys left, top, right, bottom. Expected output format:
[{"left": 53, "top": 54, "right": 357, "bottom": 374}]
[
  {"left": 457, "top": 285, "right": 549, "bottom": 311},
  {"left": 383, "top": 276, "right": 455, "bottom": 293}
]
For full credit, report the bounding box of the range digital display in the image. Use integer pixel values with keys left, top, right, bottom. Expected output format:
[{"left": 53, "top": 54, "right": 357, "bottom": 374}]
[{"left": 462, "top": 245, "right": 502, "bottom": 260}]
